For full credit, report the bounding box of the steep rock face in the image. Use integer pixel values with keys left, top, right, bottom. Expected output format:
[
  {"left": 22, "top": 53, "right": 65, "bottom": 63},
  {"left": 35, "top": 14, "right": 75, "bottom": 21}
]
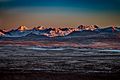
[
  {"left": 0, "top": 29, "right": 5, "bottom": 36},
  {"left": 47, "top": 28, "right": 74, "bottom": 37},
  {"left": 0, "top": 29, "right": 6, "bottom": 33},
  {"left": 48, "top": 28, "right": 65, "bottom": 37},
  {"left": 0, "top": 32, "right": 4, "bottom": 36},
  {"left": 17, "top": 26, "right": 28, "bottom": 31}
]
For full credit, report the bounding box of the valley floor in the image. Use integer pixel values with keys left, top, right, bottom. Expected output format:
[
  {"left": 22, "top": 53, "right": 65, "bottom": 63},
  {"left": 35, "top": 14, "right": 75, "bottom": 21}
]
[{"left": 0, "top": 41, "right": 120, "bottom": 80}]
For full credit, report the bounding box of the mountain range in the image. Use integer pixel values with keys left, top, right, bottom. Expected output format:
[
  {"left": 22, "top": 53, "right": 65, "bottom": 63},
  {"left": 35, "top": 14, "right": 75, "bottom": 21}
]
[{"left": 0, "top": 25, "right": 120, "bottom": 40}]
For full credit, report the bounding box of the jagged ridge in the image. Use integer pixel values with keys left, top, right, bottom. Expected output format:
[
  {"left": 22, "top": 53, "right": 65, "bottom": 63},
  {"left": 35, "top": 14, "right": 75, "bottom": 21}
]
[{"left": 0, "top": 25, "right": 119, "bottom": 38}]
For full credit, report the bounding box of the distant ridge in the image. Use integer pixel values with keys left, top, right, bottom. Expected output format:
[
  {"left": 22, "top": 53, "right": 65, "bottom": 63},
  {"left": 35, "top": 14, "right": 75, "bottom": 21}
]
[{"left": 0, "top": 25, "right": 120, "bottom": 38}]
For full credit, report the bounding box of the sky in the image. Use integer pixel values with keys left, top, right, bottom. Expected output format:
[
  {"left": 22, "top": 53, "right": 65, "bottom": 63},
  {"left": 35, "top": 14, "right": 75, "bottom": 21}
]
[{"left": 0, "top": 0, "right": 120, "bottom": 29}]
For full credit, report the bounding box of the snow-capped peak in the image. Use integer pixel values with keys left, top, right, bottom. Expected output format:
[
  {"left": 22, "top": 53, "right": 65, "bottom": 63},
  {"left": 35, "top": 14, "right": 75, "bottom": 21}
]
[
  {"left": 33, "top": 26, "right": 45, "bottom": 30},
  {"left": 78, "top": 25, "right": 99, "bottom": 31},
  {"left": 17, "top": 26, "right": 28, "bottom": 31}
]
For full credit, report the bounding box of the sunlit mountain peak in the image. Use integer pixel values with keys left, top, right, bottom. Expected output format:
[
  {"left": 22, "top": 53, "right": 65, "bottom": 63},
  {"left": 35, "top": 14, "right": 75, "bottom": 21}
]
[
  {"left": 78, "top": 25, "right": 99, "bottom": 31},
  {"left": 17, "top": 26, "right": 28, "bottom": 31},
  {"left": 33, "top": 26, "right": 45, "bottom": 30}
]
